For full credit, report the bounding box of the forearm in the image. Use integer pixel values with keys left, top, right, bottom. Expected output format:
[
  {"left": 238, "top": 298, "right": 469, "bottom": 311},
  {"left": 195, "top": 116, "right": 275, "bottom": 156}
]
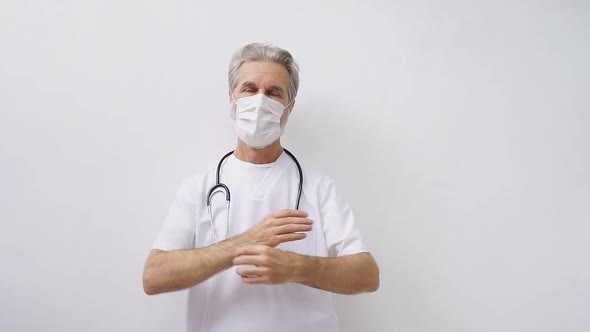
[
  {"left": 296, "top": 252, "right": 380, "bottom": 294},
  {"left": 143, "top": 241, "right": 236, "bottom": 295},
  {"left": 143, "top": 210, "right": 314, "bottom": 295}
]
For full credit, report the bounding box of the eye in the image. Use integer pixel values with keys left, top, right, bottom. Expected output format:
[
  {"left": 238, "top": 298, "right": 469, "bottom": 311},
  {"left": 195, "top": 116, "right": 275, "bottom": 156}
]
[{"left": 239, "top": 88, "right": 256, "bottom": 96}]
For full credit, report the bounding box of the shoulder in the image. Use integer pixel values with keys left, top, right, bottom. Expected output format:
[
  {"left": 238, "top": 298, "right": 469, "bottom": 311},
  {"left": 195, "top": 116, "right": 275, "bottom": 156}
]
[
  {"left": 300, "top": 163, "right": 337, "bottom": 195},
  {"left": 174, "top": 165, "right": 217, "bottom": 202},
  {"left": 302, "top": 166, "right": 332, "bottom": 184}
]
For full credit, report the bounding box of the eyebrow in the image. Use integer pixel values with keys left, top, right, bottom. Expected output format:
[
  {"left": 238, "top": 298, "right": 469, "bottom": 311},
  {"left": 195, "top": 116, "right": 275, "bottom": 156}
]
[
  {"left": 240, "top": 82, "right": 285, "bottom": 93},
  {"left": 240, "top": 82, "right": 256, "bottom": 89},
  {"left": 268, "top": 85, "right": 284, "bottom": 92}
]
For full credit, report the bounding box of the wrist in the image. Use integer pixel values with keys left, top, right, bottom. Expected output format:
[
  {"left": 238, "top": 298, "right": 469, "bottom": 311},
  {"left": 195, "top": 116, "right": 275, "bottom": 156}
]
[
  {"left": 291, "top": 252, "right": 320, "bottom": 284},
  {"left": 210, "top": 238, "right": 240, "bottom": 265}
]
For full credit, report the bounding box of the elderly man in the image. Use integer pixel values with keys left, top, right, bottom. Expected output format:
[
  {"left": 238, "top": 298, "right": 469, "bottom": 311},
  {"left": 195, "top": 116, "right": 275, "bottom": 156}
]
[{"left": 143, "top": 43, "right": 379, "bottom": 332}]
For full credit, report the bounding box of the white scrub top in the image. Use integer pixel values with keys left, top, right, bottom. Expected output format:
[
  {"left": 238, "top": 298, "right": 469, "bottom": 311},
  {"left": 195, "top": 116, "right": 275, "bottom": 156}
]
[{"left": 152, "top": 151, "right": 367, "bottom": 332}]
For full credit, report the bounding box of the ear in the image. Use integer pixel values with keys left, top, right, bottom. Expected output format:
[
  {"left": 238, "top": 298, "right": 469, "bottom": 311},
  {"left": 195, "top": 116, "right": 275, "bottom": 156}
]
[{"left": 289, "top": 99, "right": 296, "bottom": 113}]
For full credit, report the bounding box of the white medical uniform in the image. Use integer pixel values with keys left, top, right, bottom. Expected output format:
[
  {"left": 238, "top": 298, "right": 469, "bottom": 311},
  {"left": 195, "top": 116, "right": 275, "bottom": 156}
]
[{"left": 152, "top": 151, "right": 367, "bottom": 332}]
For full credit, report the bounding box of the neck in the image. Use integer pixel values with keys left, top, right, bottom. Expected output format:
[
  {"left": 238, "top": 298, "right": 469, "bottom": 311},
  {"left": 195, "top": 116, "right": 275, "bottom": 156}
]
[{"left": 234, "top": 140, "right": 283, "bottom": 164}]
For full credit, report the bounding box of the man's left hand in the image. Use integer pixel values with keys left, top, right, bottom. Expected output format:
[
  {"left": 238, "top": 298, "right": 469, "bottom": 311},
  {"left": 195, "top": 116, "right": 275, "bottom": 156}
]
[{"left": 233, "top": 245, "right": 305, "bottom": 284}]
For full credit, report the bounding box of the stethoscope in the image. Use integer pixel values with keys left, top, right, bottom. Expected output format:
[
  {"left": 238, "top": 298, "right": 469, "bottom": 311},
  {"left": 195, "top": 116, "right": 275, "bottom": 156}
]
[{"left": 206, "top": 148, "right": 303, "bottom": 243}]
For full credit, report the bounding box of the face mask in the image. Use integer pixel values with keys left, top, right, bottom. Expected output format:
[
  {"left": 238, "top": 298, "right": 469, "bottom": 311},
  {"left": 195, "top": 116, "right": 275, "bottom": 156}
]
[{"left": 231, "top": 93, "right": 291, "bottom": 149}]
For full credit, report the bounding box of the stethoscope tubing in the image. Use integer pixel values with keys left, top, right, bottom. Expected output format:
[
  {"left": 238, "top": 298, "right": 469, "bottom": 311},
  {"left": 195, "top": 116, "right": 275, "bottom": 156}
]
[
  {"left": 282, "top": 148, "right": 303, "bottom": 209},
  {"left": 206, "top": 150, "right": 234, "bottom": 206},
  {"left": 206, "top": 148, "right": 303, "bottom": 243}
]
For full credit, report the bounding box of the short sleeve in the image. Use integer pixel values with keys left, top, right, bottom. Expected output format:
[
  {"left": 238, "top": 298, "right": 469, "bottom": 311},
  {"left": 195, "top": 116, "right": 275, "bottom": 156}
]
[
  {"left": 319, "top": 177, "right": 367, "bottom": 257},
  {"left": 152, "top": 177, "right": 197, "bottom": 251}
]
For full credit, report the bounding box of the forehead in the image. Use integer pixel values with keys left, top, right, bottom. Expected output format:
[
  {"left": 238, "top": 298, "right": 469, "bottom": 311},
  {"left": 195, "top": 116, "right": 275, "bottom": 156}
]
[{"left": 237, "top": 61, "right": 290, "bottom": 88}]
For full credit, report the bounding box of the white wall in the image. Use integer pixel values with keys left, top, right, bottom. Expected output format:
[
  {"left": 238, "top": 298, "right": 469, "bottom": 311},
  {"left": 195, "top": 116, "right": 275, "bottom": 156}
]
[{"left": 1, "top": 1, "right": 589, "bottom": 331}]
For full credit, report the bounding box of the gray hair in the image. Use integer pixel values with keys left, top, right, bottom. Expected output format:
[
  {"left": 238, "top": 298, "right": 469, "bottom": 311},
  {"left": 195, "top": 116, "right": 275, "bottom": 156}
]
[{"left": 228, "top": 43, "right": 300, "bottom": 101}]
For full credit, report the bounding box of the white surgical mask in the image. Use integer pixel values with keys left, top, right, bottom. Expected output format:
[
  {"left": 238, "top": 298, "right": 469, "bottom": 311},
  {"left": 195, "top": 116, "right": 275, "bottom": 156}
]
[{"left": 231, "top": 93, "right": 291, "bottom": 149}]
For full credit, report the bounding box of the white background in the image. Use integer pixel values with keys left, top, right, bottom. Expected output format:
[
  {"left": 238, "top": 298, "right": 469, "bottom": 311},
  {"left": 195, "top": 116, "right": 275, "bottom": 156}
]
[{"left": 1, "top": 1, "right": 589, "bottom": 331}]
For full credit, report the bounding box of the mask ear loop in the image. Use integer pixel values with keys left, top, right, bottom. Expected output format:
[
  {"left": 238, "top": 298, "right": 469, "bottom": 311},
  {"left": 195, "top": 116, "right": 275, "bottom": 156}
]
[
  {"left": 280, "top": 98, "right": 294, "bottom": 132},
  {"left": 229, "top": 93, "right": 238, "bottom": 121},
  {"left": 283, "top": 100, "right": 293, "bottom": 111},
  {"left": 284, "top": 98, "right": 294, "bottom": 118}
]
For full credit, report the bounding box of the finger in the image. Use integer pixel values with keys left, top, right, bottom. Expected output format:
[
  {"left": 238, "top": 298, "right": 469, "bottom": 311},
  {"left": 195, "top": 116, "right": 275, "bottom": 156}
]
[
  {"left": 270, "top": 209, "right": 308, "bottom": 219},
  {"left": 274, "top": 223, "right": 312, "bottom": 235},
  {"left": 233, "top": 254, "right": 269, "bottom": 266},
  {"left": 241, "top": 275, "right": 272, "bottom": 284},
  {"left": 234, "top": 245, "right": 270, "bottom": 257},
  {"left": 236, "top": 266, "right": 268, "bottom": 278},
  {"left": 272, "top": 233, "right": 307, "bottom": 245},
  {"left": 272, "top": 217, "right": 313, "bottom": 227}
]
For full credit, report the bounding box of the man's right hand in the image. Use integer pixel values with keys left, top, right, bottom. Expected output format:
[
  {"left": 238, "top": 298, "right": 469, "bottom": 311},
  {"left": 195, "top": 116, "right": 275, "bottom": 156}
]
[{"left": 230, "top": 209, "right": 313, "bottom": 248}]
